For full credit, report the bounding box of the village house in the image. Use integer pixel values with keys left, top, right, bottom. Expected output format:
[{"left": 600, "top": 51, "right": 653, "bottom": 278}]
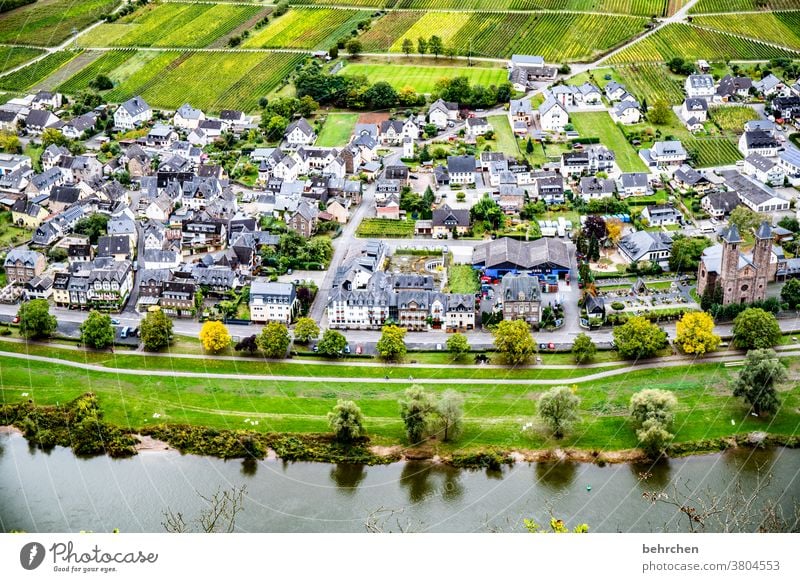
[
  {"left": 743, "top": 153, "right": 785, "bottom": 185},
  {"left": 738, "top": 130, "right": 779, "bottom": 158},
  {"left": 466, "top": 117, "right": 492, "bottom": 138},
  {"left": 11, "top": 199, "right": 48, "bottom": 229},
  {"left": 610, "top": 99, "right": 641, "bottom": 124},
  {"left": 578, "top": 176, "right": 616, "bottom": 201},
  {"left": 249, "top": 280, "right": 298, "bottom": 324},
  {"left": 617, "top": 172, "right": 651, "bottom": 198},
  {"left": 288, "top": 200, "right": 319, "bottom": 238},
  {"left": 716, "top": 75, "right": 753, "bottom": 101},
  {"left": 618, "top": 231, "right": 673, "bottom": 269},
  {"left": 173, "top": 103, "right": 205, "bottom": 130},
  {"left": 428, "top": 99, "right": 459, "bottom": 129},
  {"left": 685, "top": 74, "right": 715, "bottom": 99},
  {"left": 701, "top": 190, "right": 740, "bottom": 218},
  {"left": 114, "top": 96, "right": 152, "bottom": 130},
  {"left": 538, "top": 97, "right": 569, "bottom": 132},
  {"left": 447, "top": 155, "right": 477, "bottom": 185},
  {"left": 432, "top": 204, "right": 470, "bottom": 238},
  {"left": 720, "top": 170, "right": 789, "bottom": 213},
  {"left": 3, "top": 248, "right": 45, "bottom": 284},
  {"left": 641, "top": 203, "right": 682, "bottom": 226},
  {"left": 604, "top": 82, "right": 628, "bottom": 102},
  {"left": 501, "top": 273, "right": 541, "bottom": 327},
  {"left": 285, "top": 118, "right": 316, "bottom": 147},
  {"left": 640, "top": 140, "right": 688, "bottom": 169}
]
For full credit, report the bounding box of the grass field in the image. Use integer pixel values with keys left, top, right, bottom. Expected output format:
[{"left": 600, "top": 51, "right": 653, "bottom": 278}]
[
  {"left": 363, "top": 11, "right": 649, "bottom": 61},
  {"left": 356, "top": 217, "right": 415, "bottom": 238},
  {"left": 709, "top": 105, "right": 760, "bottom": 133},
  {"left": 78, "top": 1, "right": 265, "bottom": 49},
  {"left": 570, "top": 112, "right": 648, "bottom": 172},
  {"left": 447, "top": 265, "right": 480, "bottom": 294},
  {"left": 0, "top": 0, "right": 119, "bottom": 46},
  {"left": 608, "top": 23, "right": 800, "bottom": 63},
  {"left": 0, "top": 50, "right": 82, "bottom": 91},
  {"left": 693, "top": 12, "right": 800, "bottom": 52},
  {"left": 0, "top": 349, "right": 797, "bottom": 452},
  {"left": 0, "top": 46, "right": 44, "bottom": 75},
  {"left": 243, "top": 8, "right": 369, "bottom": 50},
  {"left": 487, "top": 114, "right": 520, "bottom": 156},
  {"left": 316, "top": 113, "right": 358, "bottom": 146},
  {"left": 338, "top": 62, "right": 507, "bottom": 93},
  {"left": 690, "top": 0, "right": 800, "bottom": 13}
]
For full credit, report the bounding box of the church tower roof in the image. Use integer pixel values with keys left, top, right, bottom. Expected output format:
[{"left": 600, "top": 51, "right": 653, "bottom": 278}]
[
  {"left": 722, "top": 224, "right": 741, "bottom": 243},
  {"left": 755, "top": 221, "right": 772, "bottom": 240}
]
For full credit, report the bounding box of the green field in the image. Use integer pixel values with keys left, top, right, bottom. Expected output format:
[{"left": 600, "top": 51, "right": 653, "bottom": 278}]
[
  {"left": 0, "top": 50, "right": 82, "bottom": 91},
  {"left": 338, "top": 62, "right": 507, "bottom": 93},
  {"left": 690, "top": 0, "right": 800, "bottom": 13},
  {"left": 0, "top": 0, "right": 119, "bottom": 46},
  {"left": 693, "top": 12, "right": 800, "bottom": 52},
  {"left": 570, "top": 112, "right": 648, "bottom": 172},
  {"left": 52, "top": 50, "right": 306, "bottom": 112},
  {"left": 362, "top": 11, "right": 649, "bottom": 61},
  {"left": 356, "top": 217, "right": 415, "bottom": 238},
  {"left": 709, "top": 105, "right": 760, "bottom": 133},
  {"left": 487, "top": 115, "right": 520, "bottom": 156},
  {"left": 447, "top": 265, "right": 480, "bottom": 294},
  {"left": 0, "top": 349, "right": 797, "bottom": 452},
  {"left": 78, "top": 1, "right": 265, "bottom": 49},
  {"left": 316, "top": 113, "right": 358, "bottom": 146},
  {"left": 608, "top": 23, "right": 800, "bottom": 63},
  {"left": 243, "top": 8, "right": 370, "bottom": 50},
  {"left": 613, "top": 63, "right": 686, "bottom": 105},
  {"left": 0, "top": 46, "right": 44, "bottom": 75}
]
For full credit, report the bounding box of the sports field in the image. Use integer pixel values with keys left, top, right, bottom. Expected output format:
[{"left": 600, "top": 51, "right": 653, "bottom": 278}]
[
  {"left": 339, "top": 63, "right": 507, "bottom": 93},
  {"left": 570, "top": 112, "right": 648, "bottom": 172}
]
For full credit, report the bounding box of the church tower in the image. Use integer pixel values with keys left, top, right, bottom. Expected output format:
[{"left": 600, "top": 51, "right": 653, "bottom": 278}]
[
  {"left": 720, "top": 224, "right": 741, "bottom": 304},
  {"left": 753, "top": 221, "right": 772, "bottom": 302}
]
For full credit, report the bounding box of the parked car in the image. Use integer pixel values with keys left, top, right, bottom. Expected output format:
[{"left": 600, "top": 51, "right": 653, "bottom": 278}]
[
  {"left": 343, "top": 345, "right": 351, "bottom": 354},
  {"left": 120, "top": 327, "right": 128, "bottom": 339},
  {"left": 111, "top": 318, "right": 120, "bottom": 325},
  {"left": 312, "top": 344, "right": 318, "bottom": 352},
  {"left": 12, "top": 316, "right": 19, "bottom": 324}
]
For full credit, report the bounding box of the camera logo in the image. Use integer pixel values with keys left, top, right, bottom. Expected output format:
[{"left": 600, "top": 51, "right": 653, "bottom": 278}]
[{"left": 20, "top": 542, "right": 46, "bottom": 570}]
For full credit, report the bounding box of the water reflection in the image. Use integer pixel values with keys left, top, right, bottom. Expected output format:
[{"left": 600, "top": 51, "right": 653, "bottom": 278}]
[
  {"left": 722, "top": 447, "right": 777, "bottom": 475},
  {"left": 535, "top": 461, "right": 577, "bottom": 490},
  {"left": 330, "top": 463, "right": 367, "bottom": 494},
  {"left": 399, "top": 462, "right": 463, "bottom": 504},
  {"left": 631, "top": 458, "right": 672, "bottom": 491},
  {"left": 241, "top": 458, "right": 258, "bottom": 477}
]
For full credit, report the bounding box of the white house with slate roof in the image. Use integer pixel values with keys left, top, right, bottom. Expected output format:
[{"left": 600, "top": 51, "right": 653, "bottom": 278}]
[
  {"left": 249, "top": 280, "right": 298, "bottom": 324},
  {"left": 428, "top": 99, "right": 459, "bottom": 129},
  {"left": 685, "top": 74, "right": 715, "bottom": 99},
  {"left": 173, "top": 103, "right": 204, "bottom": 130},
  {"left": 610, "top": 99, "right": 641, "bottom": 124},
  {"left": 285, "top": 118, "right": 316, "bottom": 147},
  {"left": 539, "top": 97, "right": 568, "bottom": 132},
  {"left": 114, "top": 96, "right": 152, "bottom": 130}
]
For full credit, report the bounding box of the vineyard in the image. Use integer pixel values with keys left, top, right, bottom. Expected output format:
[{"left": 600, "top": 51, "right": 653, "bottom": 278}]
[
  {"left": 690, "top": 0, "right": 800, "bottom": 13},
  {"left": 692, "top": 12, "right": 800, "bottom": 51},
  {"left": 0, "top": 46, "right": 44, "bottom": 75},
  {"left": 243, "top": 8, "right": 370, "bottom": 50},
  {"left": 607, "top": 23, "right": 799, "bottom": 63},
  {"left": 296, "top": 0, "right": 671, "bottom": 16},
  {"left": 614, "top": 64, "right": 685, "bottom": 104},
  {"left": 0, "top": 50, "right": 81, "bottom": 91},
  {"left": 56, "top": 50, "right": 138, "bottom": 94},
  {"left": 367, "top": 11, "right": 648, "bottom": 60},
  {"left": 78, "top": 2, "right": 265, "bottom": 49},
  {"left": 684, "top": 137, "right": 742, "bottom": 168},
  {"left": 90, "top": 50, "right": 305, "bottom": 112},
  {"left": 0, "top": 0, "right": 119, "bottom": 46},
  {"left": 356, "top": 218, "right": 415, "bottom": 238},
  {"left": 709, "top": 105, "right": 760, "bottom": 133},
  {"left": 339, "top": 62, "right": 507, "bottom": 92}
]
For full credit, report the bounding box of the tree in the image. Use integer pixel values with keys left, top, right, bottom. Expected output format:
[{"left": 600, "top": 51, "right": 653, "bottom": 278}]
[
  {"left": 538, "top": 386, "right": 580, "bottom": 439},
  {"left": 493, "top": 319, "right": 536, "bottom": 365},
  {"left": 364, "top": 81, "right": 398, "bottom": 109},
  {"left": 582, "top": 215, "right": 607, "bottom": 241},
  {"left": 346, "top": 39, "right": 362, "bottom": 57},
  {"left": 605, "top": 218, "right": 624, "bottom": 246},
  {"left": 637, "top": 419, "right": 674, "bottom": 458},
  {"left": 162, "top": 485, "right": 247, "bottom": 533},
  {"left": 234, "top": 334, "right": 259, "bottom": 354},
  {"left": 731, "top": 307, "right": 781, "bottom": 350},
  {"left": 470, "top": 194, "right": 504, "bottom": 230},
  {"left": 293, "top": 317, "right": 319, "bottom": 344},
  {"left": 428, "top": 35, "right": 443, "bottom": 58},
  {"left": 675, "top": 311, "right": 720, "bottom": 355},
  {"left": 263, "top": 114, "right": 289, "bottom": 140},
  {"left": 399, "top": 385, "right": 434, "bottom": 444},
  {"left": 80, "top": 310, "right": 114, "bottom": 349},
  {"left": 613, "top": 316, "right": 668, "bottom": 359},
  {"left": 327, "top": 400, "right": 365, "bottom": 442},
  {"left": 629, "top": 389, "right": 677, "bottom": 428},
  {"left": 648, "top": 98, "right": 672, "bottom": 125},
  {"left": 417, "top": 37, "right": 427, "bottom": 55},
  {"left": 587, "top": 234, "right": 600, "bottom": 262},
  {"left": 89, "top": 74, "right": 113, "bottom": 91},
  {"left": 140, "top": 309, "right": 173, "bottom": 351},
  {"left": 669, "top": 235, "right": 712, "bottom": 272},
  {"left": 17, "top": 299, "right": 57, "bottom": 340},
  {"left": 777, "top": 216, "right": 799, "bottom": 233},
  {"left": 328, "top": 46, "right": 338, "bottom": 59},
  {"left": 780, "top": 278, "right": 800, "bottom": 309},
  {"left": 402, "top": 38, "right": 413, "bottom": 56},
  {"left": 377, "top": 325, "right": 407, "bottom": 361},
  {"left": 526, "top": 137, "right": 534, "bottom": 154},
  {"left": 728, "top": 206, "right": 765, "bottom": 235},
  {"left": 0, "top": 130, "right": 21, "bottom": 153},
  {"left": 257, "top": 322, "right": 291, "bottom": 358},
  {"left": 40, "top": 127, "right": 69, "bottom": 148},
  {"left": 317, "top": 328, "right": 347, "bottom": 357},
  {"left": 571, "top": 332, "right": 597, "bottom": 364},
  {"left": 73, "top": 213, "right": 109, "bottom": 244},
  {"left": 435, "top": 390, "right": 463, "bottom": 442},
  {"left": 446, "top": 332, "right": 470, "bottom": 359},
  {"left": 48, "top": 246, "right": 68, "bottom": 262},
  {"left": 731, "top": 349, "right": 787, "bottom": 416},
  {"left": 199, "top": 321, "right": 231, "bottom": 354}
]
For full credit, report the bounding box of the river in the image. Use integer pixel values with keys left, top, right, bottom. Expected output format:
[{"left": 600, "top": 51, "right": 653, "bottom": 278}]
[{"left": 1, "top": 433, "right": 798, "bottom": 533}]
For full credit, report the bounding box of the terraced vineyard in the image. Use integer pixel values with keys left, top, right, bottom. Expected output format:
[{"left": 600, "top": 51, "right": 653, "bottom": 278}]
[
  {"left": 0, "top": 50, "right": 81, "bottom": 91},
  {"left": 690, "top": 0, "right": 800, "bottom": 13},
  {"left": 709, "top": 105, "right": 760, "bottom": 133},
  {"left": 243, "top": 8, "right": 370, "bottom": 50},
  {"left": 613, "top": 63, "right": 685, "bottom": 104},
  {"left": 685, "top": 137, "right": 742, "bottom": 168},
  {"left": 607, "top": 23, "right": 799, "bottom": 63},
  {"left": 94, "top": 50, "right": 305, "bottom": 112},
  {"left": 366, "top": 11, "right": 648, "bottom": 60},
  {"left": 0, "top": 46, "right": 45, "bottom": 75},
  {"left": 78, "top": 1, "right": 265, "bottom": 48},
  {"left": 339, "top": 62, "right": 507, "bottom": 92},
  {"left": 297, "top": 0, "right": 671, "bottom": 16},
  {"left": 56, "top": 50, "right": 138, "bottom": 94},
  {"left": 0, "top": 0, "right": 119, "bottom": 46},
  {"left": 693, "top": 12, "right": 800, "bottom": 51}
]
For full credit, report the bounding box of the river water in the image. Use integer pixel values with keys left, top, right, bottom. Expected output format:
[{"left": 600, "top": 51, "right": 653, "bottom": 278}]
[{"left": 1, "top": 433, "right": 798, "bottom": 533}]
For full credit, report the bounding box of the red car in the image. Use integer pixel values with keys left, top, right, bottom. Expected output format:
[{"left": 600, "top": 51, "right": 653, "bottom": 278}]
[{"left": 12, "top": 316, "right": 19, "bottom": 324}]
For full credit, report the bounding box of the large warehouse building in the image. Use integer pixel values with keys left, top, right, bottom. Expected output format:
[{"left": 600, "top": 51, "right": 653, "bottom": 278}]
[{"left": 471, "top": 237, "right": 571, "bottom": 279}]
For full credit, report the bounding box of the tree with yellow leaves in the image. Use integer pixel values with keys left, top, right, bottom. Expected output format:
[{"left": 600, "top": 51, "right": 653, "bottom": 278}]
[
  {"left": 605, "top": 217, "right": 624, "bottom": 247},
  {"left": 199, "top": 320, "right": 231, "bottom": 354},
  {"left": 675, "top": 311, "right": 720, "bottom": 355}
]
